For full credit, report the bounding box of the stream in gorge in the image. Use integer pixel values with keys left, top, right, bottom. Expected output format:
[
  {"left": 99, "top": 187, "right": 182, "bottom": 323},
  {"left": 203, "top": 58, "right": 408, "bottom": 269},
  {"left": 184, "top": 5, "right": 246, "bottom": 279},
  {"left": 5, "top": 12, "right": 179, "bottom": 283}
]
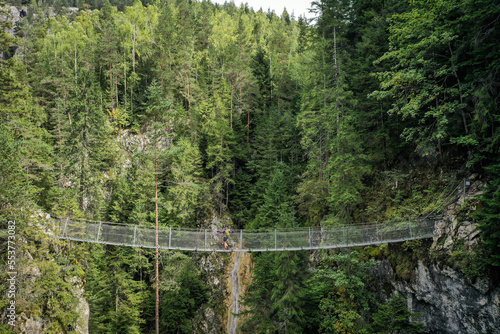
[{"left": 228, "top": 251, "right": 241, "bottom": 334}]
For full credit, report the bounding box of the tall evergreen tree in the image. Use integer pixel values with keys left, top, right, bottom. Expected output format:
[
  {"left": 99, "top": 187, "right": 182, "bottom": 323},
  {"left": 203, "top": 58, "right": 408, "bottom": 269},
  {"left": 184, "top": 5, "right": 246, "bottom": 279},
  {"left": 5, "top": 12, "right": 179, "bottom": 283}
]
[
  {"left": 370, "top": 292, "right": 424, "bottom": 334},
  {"left": 251, "top": 163, "right": 296, "bottom": 229},
  {"left": 85, "top": 244, "right": 148, "bottom": 333},
  {"left": 297, "top": 0, "right": 371, "bottom": 224},
  {"left": 243, "top": 164, "right": 308, "bottom": 333},
  {"left": 475, "top": 161, "right": 500, "bottom": 267},
  {"left": 63, "top": 81, "right": 114, "bottom": 216},
  {"left": 163, "top": 137, "right": 207, "bottom": 227},
  {"left": 198, "top": 84, "right": 235, "bottom": 217},
  {"left": 157, "top": 252, "right": 208, "bottom": 333}
]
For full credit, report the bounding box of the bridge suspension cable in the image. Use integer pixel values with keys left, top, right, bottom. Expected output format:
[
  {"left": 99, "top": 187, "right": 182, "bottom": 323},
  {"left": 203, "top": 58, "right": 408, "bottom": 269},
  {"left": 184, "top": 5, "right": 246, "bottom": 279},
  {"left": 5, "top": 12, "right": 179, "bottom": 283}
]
[{"left": 53, "top": 217, "right": 437, "bottom": 252}]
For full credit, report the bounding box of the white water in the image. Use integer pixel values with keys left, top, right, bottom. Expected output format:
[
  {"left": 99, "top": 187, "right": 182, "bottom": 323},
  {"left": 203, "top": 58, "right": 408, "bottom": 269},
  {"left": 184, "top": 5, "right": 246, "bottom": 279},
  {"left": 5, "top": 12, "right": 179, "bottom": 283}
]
[{"left": 228, "top": 251, "right": 241, "bottom": 334}]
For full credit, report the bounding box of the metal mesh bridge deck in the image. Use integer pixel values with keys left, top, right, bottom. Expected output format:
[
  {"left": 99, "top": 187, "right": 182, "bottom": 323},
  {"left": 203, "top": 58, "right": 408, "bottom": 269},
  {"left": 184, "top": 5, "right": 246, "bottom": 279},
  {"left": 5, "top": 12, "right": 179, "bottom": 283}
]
[{"left": 54, "top": 217, "right": 437, "bottom": 252}]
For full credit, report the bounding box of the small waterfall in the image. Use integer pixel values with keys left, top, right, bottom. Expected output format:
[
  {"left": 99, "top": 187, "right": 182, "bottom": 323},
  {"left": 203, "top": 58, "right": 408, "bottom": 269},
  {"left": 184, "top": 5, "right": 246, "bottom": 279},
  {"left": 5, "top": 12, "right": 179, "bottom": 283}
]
[{"left": 228, "top": 251, "right": 241, "bottom": 334}]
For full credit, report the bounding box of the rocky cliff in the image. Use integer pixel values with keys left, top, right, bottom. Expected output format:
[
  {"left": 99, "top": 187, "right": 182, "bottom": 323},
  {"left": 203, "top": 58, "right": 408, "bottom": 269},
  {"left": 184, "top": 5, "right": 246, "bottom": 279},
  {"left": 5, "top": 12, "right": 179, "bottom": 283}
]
[
  {"left": 1, "top": 212, "right": 89, "bottom": 334},
  {"left": 370, "top": 181, "right": 500, "bottom": 333},
  {"left": 371, "top": 258, "right": 499, "bottom": 333}
]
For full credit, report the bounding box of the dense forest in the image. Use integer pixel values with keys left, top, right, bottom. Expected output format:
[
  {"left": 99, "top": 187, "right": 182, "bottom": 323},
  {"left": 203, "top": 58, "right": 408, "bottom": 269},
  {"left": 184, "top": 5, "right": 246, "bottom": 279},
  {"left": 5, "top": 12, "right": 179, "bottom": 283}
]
[{"left": 1, "top": 0, "right": 499, "bottom": 333}]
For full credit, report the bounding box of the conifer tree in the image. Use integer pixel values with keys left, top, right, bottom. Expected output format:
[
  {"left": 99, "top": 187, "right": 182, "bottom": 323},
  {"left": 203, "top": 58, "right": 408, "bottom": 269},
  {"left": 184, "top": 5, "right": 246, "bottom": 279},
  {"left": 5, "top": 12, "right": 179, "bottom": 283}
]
[
  {"left": 297, "top": 7, "right": 369, "bottom": 224},
  {"left": 475, "top": 161, "right": 500, "bottom": 267},
  {"left": 370, "top": 293, "right": 424, "bottom": 334},
  {"left": 164, "top": 137, "right": 207, "bottom": 227},
  {"left": 251, "top": 163, "right": 296, "bottom": 229},
  {"left": 157, "top": 252, "right": 208, "bottom": 333},
  {"left": 199, "top": 84, "right": 234, "bottom": 216},
  {"left": 63, "top": 81, "right": 114, "bottom": 216},
  {"left": 240, "top": 252, "right": 277, "bottom": 333},
  {"left": 85, "top": 244, "right": 148, "bottom": 334},
  {"left": 0, "top": 127, "right": 36, "bottom": 218},
  {"left": 244, "top": 164, "right": 308, "bottom": 333}
]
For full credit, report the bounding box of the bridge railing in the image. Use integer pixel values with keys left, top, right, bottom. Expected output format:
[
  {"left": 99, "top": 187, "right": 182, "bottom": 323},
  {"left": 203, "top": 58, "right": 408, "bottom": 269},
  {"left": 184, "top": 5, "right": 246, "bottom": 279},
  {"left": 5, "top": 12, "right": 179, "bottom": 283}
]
[{"left": 55, "top": 217, "right": 436, "bottom": 251}]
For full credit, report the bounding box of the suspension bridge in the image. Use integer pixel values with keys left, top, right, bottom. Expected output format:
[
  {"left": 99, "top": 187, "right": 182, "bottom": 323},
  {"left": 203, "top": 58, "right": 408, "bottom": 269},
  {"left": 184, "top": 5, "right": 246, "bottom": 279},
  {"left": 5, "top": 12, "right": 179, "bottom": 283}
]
[
  {"left": 54, "top": 216, "right": 438, "bottom": 252},
  {"left": 50, "top": 175, "right": 468, "bottom": 252}
]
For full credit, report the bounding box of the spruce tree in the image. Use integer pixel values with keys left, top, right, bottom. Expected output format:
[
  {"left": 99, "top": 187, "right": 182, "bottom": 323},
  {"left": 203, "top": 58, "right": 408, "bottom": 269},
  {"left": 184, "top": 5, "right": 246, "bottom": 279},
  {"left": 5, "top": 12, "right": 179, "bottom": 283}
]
[
  {"left": 243, "top": 164, "right": 308, "bottom": 333},
  {"left": 370, "top": 293, "right": 424, "bottom": 334},
  {"left": 475, "top": 162, "right": 500, "bottom": 267},
  {"left": 84, "top": 244, "right": 148, "bottom": 334},
  {"left": 63, "top": 81, "right": 114, "bottom": 216}
]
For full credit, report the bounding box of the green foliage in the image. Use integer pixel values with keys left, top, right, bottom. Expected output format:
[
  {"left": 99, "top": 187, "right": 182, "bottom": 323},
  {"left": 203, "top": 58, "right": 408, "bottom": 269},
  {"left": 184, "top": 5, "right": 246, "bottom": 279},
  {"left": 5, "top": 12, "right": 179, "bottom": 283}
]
[
  {"left": 370, "top": 292, "right": 424, "bottom": 334},
  {"left": 84, "top": 244, "right": 148, "bottom": 333},
  {"left": 241, "top": 250, "right": 309, "bottom": 334},
  {"left": 271, "top": 250, "right": 308, "bottom": 333},
  {"left": 63, "top": 82, "right": 115, "bottom": 216},
  {"left": 1, "top": 215, "right": 83, "bottom": 333},
  {"left": 0, "top": 20, "right": 50, "bottom": 214},
  {"left": 157, "top": 252, "right": 208, "bottom": 333},
  {"left": 0, "top": 127, "right": 36, "bottom": 218},
  {"left": 240, "top": 252, "right": 276, "bottom": 333},
  {"left": 163, "top": 138, "right": 206, "bottom": 227},
  {"left": 386, "top": 240, "right": 432, "bottom": 280},
  {"left": 243, "top": 163, "right": 307, "bottom": 333},
  {"left": 475, "top": 162, "right": 500, "bottom": 266},
  {"left": 449, "top": 246, "right": 488, "bottom": 279},
  {"left": 371, "top": 0, "right": 500, "bottom": 166},
  {"left": 306, "top": 251, "right": 376, "bottom": 333},
  {"left": 251, "top": 162, "right": 297, "bottom": 229},
  {"left": 199, "top": 84, "right": 235, "bottom": 216}
]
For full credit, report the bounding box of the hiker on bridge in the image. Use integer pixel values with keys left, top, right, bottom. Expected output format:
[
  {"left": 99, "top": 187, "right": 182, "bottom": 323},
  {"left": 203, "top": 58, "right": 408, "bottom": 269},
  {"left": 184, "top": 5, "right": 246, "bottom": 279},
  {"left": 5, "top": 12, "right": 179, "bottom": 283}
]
[{"left": 217, "top": 225, "right": 231, "bottom": 250}]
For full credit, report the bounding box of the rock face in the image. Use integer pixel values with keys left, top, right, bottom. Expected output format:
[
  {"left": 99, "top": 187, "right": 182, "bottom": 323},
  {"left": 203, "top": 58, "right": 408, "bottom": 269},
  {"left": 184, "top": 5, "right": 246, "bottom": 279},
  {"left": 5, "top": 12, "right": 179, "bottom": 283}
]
[
  {"left": 1, "top": 5, "right": 27, "bottom": 36},
  {"left": 226, "top": 251, "right": 253, "bottom": 333},
  {"left": 1, "top": 5, "right": 79, "bottom": 35},
  {"left": 1, "top": 5, "right": 80, "bottom": 60},
  {"left": 73, "top": 278, "right": 90, "bottom": 334},
  {"left": 371, "top": 259, "right": 500, "bottom": 334},
  {"left": 5, "top": 212, "right": 90, "bottom": 334},
  {"left": 192, "top": 250, "right": 228, "bottom": 334},
  {"left": 370, "top": 180, "right": 500, "bottom": 334}
]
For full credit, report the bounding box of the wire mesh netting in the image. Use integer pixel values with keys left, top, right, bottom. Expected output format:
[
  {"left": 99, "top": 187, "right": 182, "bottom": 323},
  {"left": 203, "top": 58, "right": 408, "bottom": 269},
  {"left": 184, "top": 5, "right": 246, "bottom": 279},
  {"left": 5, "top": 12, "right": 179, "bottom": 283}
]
[{"left": 55, "top": 217, "right": 437, "bottom": 252}]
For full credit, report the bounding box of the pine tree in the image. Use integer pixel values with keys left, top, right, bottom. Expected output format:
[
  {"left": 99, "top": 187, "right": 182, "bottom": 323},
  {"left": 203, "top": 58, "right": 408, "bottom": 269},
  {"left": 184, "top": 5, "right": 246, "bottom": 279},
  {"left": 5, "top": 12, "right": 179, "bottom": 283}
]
[
  {"left": 157, "top": 252, "right": 208, "bottom": 333},
  {"left": 164, "top": 137, "right": 207, "bottom": 227},
  {"left": 475, "top": 161, "right": 500, "bottom": 267},
  {"left": 240, "top": 252, "right": 277, "bottom": 333},
  {"left": 198, "top": 84, "right": 235, "bottom": 217},
  {"left": 251, "top": 163, "right": 296, "bottom": 229},
  {"left": 296, "top": 7, "right": 369, "bottom": 224},
  {"left": 243, "top": 164, "right": 308, "bottom": 333},
  {"left": 272, "top": 250, "right": 308, "bottom": 333},
  {"left": 370, "top": 293, "right": 424, "bottom": 334},
  {"left": 62, "top": 81, "right": 114, "bottom": 216},
  {"left": 84, "top": 244, "right": 149, "bottom": 334},
  {"left": 0, "top": 125, "right": 41, "bottom": 223}
]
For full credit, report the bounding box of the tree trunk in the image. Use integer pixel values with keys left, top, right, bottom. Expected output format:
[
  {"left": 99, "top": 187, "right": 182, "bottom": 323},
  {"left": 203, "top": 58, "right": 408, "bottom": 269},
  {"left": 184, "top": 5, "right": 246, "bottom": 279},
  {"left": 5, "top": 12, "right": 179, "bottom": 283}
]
[
  {"left": 155, "top": 154, "right": 160, "bottom": 334},
  {"left": 231, "top": 84, "right": 233, "bottom": 129},
  {"left": 155, "top": 155, "right": 160, "bottom": 334}
]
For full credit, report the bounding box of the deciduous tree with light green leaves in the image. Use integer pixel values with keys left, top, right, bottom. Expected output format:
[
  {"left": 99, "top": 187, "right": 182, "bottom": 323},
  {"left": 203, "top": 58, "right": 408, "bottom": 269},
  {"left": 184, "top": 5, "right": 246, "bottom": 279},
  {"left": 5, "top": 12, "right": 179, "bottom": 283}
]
[
  {"left": 308, "top": 251, "right": 376, "bottom": 334},
  {"left": 371, "top": 0, "right": 500, "bottom": 166}
]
